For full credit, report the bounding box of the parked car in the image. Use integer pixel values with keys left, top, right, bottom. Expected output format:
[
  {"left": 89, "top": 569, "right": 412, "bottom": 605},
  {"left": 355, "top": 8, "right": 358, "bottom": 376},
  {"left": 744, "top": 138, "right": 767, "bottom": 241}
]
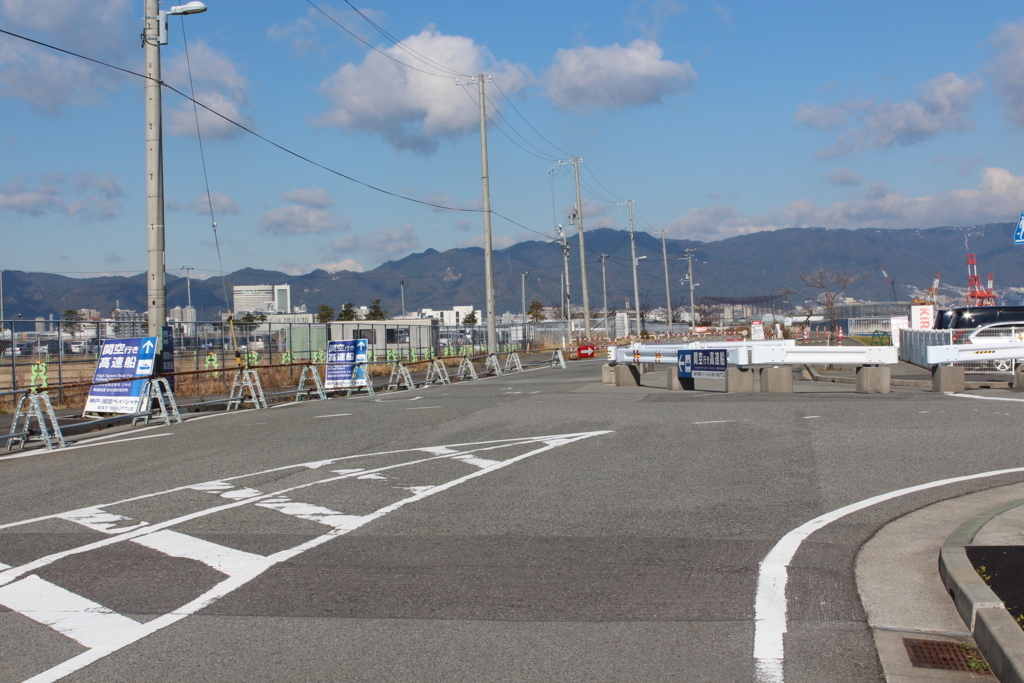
[{"left": 966, "top": 322, "right": 1024, "bottom": 343}]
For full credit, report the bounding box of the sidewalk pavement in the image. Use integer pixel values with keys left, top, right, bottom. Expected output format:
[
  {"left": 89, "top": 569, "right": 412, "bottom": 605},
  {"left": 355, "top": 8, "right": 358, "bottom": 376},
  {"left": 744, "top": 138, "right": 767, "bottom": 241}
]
[{"left": 857, "top": 482, "right": 1024, "bottom": 681}]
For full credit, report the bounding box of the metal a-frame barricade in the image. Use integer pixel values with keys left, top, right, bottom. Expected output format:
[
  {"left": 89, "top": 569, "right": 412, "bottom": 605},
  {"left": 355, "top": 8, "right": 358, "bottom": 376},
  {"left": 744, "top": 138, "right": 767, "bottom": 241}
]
[
  {"left": 550, "top": 349, "right": 566, "bottom": 369},
  {"left": 132, "top": 377, "right": 182, "bottom": 426},
  {"left": 6, "top": 391, "right": 66, "bottom": 451},
  {"left": 386, "top": 362, "right": 415, "bottom": 391},
  {"left": 484, "top": 354, "right": 503, "bottom": 376},
  {"left": 503, "top": 352, "right": 523, "bottom": 374},
  {"left": 227, "top": 367, "right": 269, "bottom": 410},
  {"left": 454, "top": 356, "right": 478, "bottom": 381},
  {"left": 346, "top": 363, "right": 376, "bottom": 397},
  {"left": 295, "top": 364, "right": 327, "bottom": 401},
  {"left": 424, "top": 359, "right": 451, "bottom": 385}
]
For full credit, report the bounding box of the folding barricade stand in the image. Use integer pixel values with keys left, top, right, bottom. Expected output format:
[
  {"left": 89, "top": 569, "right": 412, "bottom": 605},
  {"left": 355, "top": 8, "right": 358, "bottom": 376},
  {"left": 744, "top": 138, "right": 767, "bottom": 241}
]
[
  {"left": 550, "top": 349, "right": 567, "bottom": 369},
  {"left": 132, "top": 377, "right": 182, "bottom": 426},
  {"left": 484, "top": 354, "right": 503, "bottom": 376},
  {"left": 424, "top": 359, "right": 451, "bottom": 385},
  {"left": 227, "top": 367, "right": 269, "bottom": 410},
  {"left": 386, "top": 363, "right": 415, "bottom": 391},
  {"left": 503, "top": 352, "right": 523, "bottom": 374},
  {"left": 346, "top": 363, "right": 375, "bottom": 397},
  {"left": 295, "top": 364, "right": 327, "bottom": 402},
  {"left": 7, "top": 391, "right": 66, "bottom": 451},
  {"left": 453, "top": 357, "right": 478, "bottom": 381}
]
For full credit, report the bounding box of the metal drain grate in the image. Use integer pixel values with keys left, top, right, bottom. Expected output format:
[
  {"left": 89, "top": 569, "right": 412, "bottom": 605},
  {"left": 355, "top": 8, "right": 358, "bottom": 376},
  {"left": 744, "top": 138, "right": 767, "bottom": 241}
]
[{"left": 902, "top": 638, "right": 990, "bottom": 674}]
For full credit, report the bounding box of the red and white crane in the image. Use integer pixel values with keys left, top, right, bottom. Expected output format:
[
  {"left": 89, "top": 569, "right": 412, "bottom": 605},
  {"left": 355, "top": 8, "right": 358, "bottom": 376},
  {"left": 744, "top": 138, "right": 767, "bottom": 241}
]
[{"left": 965, "top": 253, "right": 997, "bottom": 307}]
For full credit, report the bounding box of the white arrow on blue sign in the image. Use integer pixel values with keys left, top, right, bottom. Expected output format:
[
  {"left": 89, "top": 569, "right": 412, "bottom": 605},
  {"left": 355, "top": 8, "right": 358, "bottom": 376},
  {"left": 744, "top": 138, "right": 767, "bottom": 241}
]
[{"left": 1015, "top": 212, "right": 1024, "bottom": 245}]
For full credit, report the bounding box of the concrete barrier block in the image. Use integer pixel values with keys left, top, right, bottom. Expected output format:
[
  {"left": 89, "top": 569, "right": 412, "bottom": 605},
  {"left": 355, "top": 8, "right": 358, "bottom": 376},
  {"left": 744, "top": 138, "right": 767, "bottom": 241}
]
[
  {"left": 974, "top": 608, "right": 1024, "bottom": 683},
  {"left": 614, "top": 363, "right": 641, "bottom": 387},
  {"left": 601, "top": 364, "right": 616, "bottom": 385},
  {"left": 726, "top": 367, "right": 754, "bottom": 393},
  {"left": 1015, "top": 364, "right": 1024, "bottom": 389},
  {"left": 666, "top": 370, "right": 696, "bottom": 391},
  {"left": 760, "top": 366, "right": 793, "bottom": 393},
  {"left": 932, "top": 365, "right": 965, "bottom": 393},
  {"left": 855, "top": 366, "right": 890, "bottom": 394}
]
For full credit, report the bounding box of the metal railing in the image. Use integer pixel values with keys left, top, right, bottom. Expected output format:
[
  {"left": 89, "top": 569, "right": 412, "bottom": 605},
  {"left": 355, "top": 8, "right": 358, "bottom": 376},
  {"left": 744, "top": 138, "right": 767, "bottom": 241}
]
[{"left": 900, "top": 327, "right": 1020, "bottom": 372}]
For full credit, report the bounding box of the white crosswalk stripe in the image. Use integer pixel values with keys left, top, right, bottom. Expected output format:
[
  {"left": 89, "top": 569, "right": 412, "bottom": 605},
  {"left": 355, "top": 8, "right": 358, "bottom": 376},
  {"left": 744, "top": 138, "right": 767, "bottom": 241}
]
[{"left": 131, "top": 530, "right": 264, "bottom": 576}]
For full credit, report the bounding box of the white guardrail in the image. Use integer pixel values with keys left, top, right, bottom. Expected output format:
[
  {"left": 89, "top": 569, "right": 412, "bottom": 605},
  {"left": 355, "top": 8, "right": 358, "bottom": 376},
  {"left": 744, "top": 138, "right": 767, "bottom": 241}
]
[
  {"left": 609, "top": 341, "right": 898, "bottom": 367},
  {"left": 926, "top": 341, "right": 1024, "bottom": 365}
]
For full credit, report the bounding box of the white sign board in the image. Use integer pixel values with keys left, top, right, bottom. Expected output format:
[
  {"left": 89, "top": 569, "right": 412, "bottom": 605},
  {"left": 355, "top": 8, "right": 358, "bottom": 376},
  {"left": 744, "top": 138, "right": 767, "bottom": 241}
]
[
  {"left": 890, "top": 316, "right": 909, "bottom": 348},
  {"left": 750, "top": 320, "right": 765, "bottom": 341},
  {"left": 910, "top": 305, "right": 934, "bottom": 330}
]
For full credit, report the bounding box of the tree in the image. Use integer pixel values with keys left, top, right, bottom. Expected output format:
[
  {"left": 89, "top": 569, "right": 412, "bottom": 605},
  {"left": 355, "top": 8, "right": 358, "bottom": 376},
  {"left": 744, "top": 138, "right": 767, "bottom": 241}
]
[
  {"left": 527, "top": 300, "right": 546, "bottom": 321},
  {"left": 239, "top": 312, "right": 267, "bottom": 323},
  {"left": 797, "top": 267, "right": 863, "bottom": 343},
  {"left": 462, "top": 310, "right": 478, "bottom": 325},
  {"left": 337, "top": 302, "right": 358, "bottom": 321},
  {"left": 316, "top": 305, "right": 335, "bottom": 323},
  {"left": 62, "top": 309, "right": 82, "bottom": 335},
  {"left": 365, "top": 299, "right": 387, "bottom": 320}
]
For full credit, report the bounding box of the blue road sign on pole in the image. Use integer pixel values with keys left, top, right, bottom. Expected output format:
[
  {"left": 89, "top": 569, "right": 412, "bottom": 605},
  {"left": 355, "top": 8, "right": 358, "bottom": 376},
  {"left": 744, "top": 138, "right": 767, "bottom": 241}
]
[
  {"left": 677, "top": 348, "right": 727, "bottom": 379},
  {"left": 84, "top": 337, "right": 158, "bottom": 414},
  {"left": 325, "top": 339, "right": 369, "bottom": 389},
  {"left": 1015, "top": 212, "right": 1024, "bottom": 245}
]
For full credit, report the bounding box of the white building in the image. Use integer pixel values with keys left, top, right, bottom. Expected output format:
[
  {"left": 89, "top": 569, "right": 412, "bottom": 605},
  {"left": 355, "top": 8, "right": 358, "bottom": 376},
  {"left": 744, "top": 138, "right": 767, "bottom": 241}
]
[
  {"left": 420, "top": 305, "right": 480, "bottom": 325},
  {"left": 233, "top": 284, "right": 292, "bottom": 314}
]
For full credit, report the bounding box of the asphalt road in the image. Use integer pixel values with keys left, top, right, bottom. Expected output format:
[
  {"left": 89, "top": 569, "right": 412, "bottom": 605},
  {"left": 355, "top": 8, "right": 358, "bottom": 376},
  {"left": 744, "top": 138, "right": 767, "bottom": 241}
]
[{"left": 1, "top": 360, "right": 1022, "bottom": 683}]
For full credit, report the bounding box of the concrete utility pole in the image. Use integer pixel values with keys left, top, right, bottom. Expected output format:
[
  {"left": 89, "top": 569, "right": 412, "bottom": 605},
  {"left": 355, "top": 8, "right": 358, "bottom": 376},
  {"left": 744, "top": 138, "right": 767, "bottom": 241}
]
[
  {"left": 520, "top": 271, "right": 528, "bottom": 345},
  {"left": 624, "top": 200, "right": 642, "bottom": 337},
  {"left": 659, "top": 230, "right": 673, "bottom": 333},
  {"left": 400, "top": 279, "right": 406, "bottom": 317},
  {"left": 0, "top": 269, "right": 4, "bottom": 321},
  {"left": 556, "top": 225, "right": 572, "bottom": 324},
  {"left": 144, "top": 0, "right": 206, "bottom": 347},
  {"left": 598, "top": 254, "right": 608, "bottom": 338},
  {"left": 571, "top": 158, "right": 591, "bottom": 339},
  {"left": 681, "top": 248, "right": 697, "bottom": 332},
  {"left": 180, "top": 266, "right": 194, "bottom": 310}
]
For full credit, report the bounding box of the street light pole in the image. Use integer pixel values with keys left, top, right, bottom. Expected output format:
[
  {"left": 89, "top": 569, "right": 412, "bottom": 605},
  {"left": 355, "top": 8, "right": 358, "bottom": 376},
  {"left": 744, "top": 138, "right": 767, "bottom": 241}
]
[
  {"left": 598, "top": 254, "right": 608, "bottom": 338},
  {"left": 143, "top": 0, "right": 206, "bottom": 348},
  {"left": 659, "top": 230, "right": 673, "bottom": 333},
  {"left": 571, "top": 158, "right": 591, "bottom": 339},
  {"left": 624, "top": 200, "right": 642, "bottom": 337},
  {"left": 520, "top": 271, "right": 528, "bottom": 347}
]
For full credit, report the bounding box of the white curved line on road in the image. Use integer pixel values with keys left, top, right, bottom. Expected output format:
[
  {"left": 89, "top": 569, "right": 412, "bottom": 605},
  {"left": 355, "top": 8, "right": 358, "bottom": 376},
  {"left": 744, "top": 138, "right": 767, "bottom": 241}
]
[
  {"left": 0, "top": 434, "right": 172, "bottom": 462},
  {"left": 754, "top": 465, "right": 1024, "bottom": 683},
  {"left": 946, "top": 392, "right": 1024, "bottom": 402}
]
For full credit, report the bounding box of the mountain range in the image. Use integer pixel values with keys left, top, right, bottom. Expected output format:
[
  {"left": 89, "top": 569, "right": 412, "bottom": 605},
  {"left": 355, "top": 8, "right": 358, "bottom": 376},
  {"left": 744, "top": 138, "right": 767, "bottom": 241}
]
[{"left": 3, "top": 222, "right": 1022, "bottom": 320}]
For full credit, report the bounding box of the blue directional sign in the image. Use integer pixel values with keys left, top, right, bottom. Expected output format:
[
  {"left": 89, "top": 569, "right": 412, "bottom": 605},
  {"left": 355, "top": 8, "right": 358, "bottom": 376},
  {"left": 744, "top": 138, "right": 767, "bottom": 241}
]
[
  {"left": 325, "top": 339, "right": 369, "bottom": 389},
  {"left": 678, "top": 348, "right": 727, "bottom": 379},
  {"left": 84, "top": 337, "right": 158, "bottom": 414},
  {"left": 1015, "top": 212, "right": 1024, "bottom": 245}
]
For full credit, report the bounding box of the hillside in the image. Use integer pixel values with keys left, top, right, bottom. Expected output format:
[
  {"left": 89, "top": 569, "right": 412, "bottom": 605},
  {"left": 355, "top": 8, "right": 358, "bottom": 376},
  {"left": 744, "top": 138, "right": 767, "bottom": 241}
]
[{"left": 3, "top": 222, "right": 1021, "bottom": 319}]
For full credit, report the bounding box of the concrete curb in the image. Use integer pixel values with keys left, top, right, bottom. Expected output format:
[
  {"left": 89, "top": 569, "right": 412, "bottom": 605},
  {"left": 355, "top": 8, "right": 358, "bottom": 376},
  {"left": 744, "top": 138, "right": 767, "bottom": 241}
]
[{"left": 940, "top": 512, "right": 1024, "bottom": 683}]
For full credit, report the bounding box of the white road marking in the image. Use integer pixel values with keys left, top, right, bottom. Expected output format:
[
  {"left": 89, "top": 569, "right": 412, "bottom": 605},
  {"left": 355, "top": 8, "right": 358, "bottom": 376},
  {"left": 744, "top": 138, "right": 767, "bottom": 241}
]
[
  {"left": 420, "top": 447, "right": 459, "bottom": 455},
  {"left": 357, "top": 473, "right": 387, "bottom": 480},
  {"left": 946, "top": 392, "right": 1024, "bottom": 403},
  {"left": 0, "top": 575, "right": 141, "bottom": 649},
  {"left": 753, "top": 464, "right": 1024, "bottom": 683},
  {"left": 0, "top": 434, "right": 171, "bottom": 462},
  {"left": 453, "top": 454, "right": 501, "bottom": 469},
  {"left": 58, "top": 509, "right": 148, "bottom": 534},
  {"left": 313, "top": 413, "right": 352, "bottom": 418},
  {"left": 802, "top": 416, "right": 820, "bottom": 419},
  {"left": 692, "top": 420, "right": 736, "bottom": 424},
  {"left": 220, "top": 487, "right": 263, "bottom": 500},
  {"left": 8, "top": 431, "right": 612, "bottom": 683},
  {"left": 131, "top": 530, "right": 263, "bottom": 576},
  {"left": 255, "top": 498, "right": 366, "bottom": 530},
  {"left": 407, "top": 406, "right": 440, "bottom": 410},
  {"left": 375, "top": 396, "right": 422, "bottom": 403}
]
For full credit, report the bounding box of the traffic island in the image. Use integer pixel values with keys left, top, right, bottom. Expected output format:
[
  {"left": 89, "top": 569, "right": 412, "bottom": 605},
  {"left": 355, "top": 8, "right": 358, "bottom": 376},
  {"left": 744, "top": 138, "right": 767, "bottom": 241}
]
[
  {"left": 855, "top": 366, "right": 890, "bottom": 394},
  {"left": 759, "top": 366, "right": 793, "bottom": 393},
  {"left": 932, "top": 365, "right": 966, "bottom": 393}
]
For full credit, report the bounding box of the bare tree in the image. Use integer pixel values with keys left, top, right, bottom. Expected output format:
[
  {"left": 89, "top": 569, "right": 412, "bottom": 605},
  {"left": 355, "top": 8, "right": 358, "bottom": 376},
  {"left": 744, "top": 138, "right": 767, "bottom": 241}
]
[{"left": 796, "top": 267, "right": 863, "bottom": 343}]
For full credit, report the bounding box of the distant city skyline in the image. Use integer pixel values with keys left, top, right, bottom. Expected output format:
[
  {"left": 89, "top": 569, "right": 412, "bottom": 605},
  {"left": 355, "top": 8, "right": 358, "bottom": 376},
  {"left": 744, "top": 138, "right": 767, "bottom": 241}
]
[{"left": 4, "top": 1, "right": 1024, "bottom": 279}]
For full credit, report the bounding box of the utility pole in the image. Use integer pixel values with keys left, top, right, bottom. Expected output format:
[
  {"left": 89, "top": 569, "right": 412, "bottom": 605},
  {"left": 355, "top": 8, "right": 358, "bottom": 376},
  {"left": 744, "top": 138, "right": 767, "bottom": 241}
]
[
  {"left": 0, "top": 269, "right": 4, "bottom": 321},
  {"left": 681, "top": 248, "right": 697, "bottom": 332},
  {"left": 598, "top": 254, "right": 608, "bottom": 338},
  {"left": 520, "top": 271, "right": 528, "bottom": 347},
  {"left": 400, "top": 279, "right": 406, "bottom": 317},
  {"left": 180, "top": 266, "right": 194, "bottom": 310},
  {"left": 623, "top": 200, "right": 642, "bottom": 337},
  {"left": 659, "top": 230, "right": 673, "bottom": 333},
  {"left": 144, "top": 0, "right": 207, "bottom": 349},
  {"left": 459, "top": 74, "right": 497, "bottom": 354},
  {"left": 555, "top": 225, "right": 572, "bottom": 325},
  {"left": 572, "top": 158, "right": 591, "bottom": 339}
]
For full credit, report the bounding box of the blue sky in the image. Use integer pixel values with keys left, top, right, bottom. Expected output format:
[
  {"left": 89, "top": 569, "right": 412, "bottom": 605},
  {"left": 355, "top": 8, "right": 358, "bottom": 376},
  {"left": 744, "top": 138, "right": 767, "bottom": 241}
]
[{"left": 3, "top": 0, "right": 1024, "bottom": 280}]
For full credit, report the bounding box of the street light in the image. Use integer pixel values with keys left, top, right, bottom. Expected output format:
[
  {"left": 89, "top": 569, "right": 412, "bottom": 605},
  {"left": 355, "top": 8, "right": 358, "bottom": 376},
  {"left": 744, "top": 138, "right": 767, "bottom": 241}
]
[{"left": 143, "top": 0, "right": 207, "bottom": 363}]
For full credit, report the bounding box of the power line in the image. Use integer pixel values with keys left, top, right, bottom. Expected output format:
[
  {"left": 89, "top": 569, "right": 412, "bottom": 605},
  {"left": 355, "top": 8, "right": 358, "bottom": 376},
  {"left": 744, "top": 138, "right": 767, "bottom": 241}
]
[{"left": 490, "top": 80, "right": 575, "bottom": 159}]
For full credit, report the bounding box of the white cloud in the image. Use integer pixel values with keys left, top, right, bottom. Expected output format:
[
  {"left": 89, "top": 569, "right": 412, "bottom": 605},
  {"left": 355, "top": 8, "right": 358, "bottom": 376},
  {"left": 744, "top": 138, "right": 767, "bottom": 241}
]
[
  {"left": 330, "top": 224, "right": 420, "bottom": 262},
  {"left": 667, "top": 167, "right": 1024, "bottom": 240},
  {"left": 0, "top": 171, "right": 122, "bottom": 220},
  {"left": 823, "top": 167, "right": 864, "bottom": 186},
  {"left": 316, "top": 29, "right": 531, "bottom": 152},
  {"left": 268, "top": 5, "right": 382, "bottom": 56},
  {"left": 164, "top": 41, "right": 251, "bottom": 140},
  {"left": 990, "top": 20, "right": 1024, "bottom": 128},
  {"left": 456, "top": 233, "right": 518, "bottom": 250},
  {"left": 629, "top": 1, "right": 687, "bottom": 40},
  {"left": 280, "top": 258, "right": 364, "bottom": 275},
  {"left": 0, "top": 0, "right": 133, "bottom": 113},
  {"left": 258, "top": 189, "right": 346, "bottom": 236},
  {"left": 796, "top": 73, "right": 982, "bottom": 157},
  {"left": 544, "top": 40, "right": 696, "bottom": 111},
  {"left": 189, "top": 192, "right": 240, "bottom": 216}
]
